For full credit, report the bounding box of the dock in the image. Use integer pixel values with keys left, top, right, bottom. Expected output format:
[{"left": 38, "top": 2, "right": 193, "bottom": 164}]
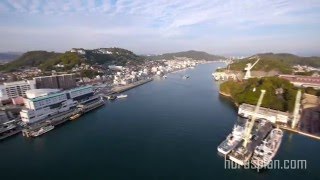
[
  {"left": 22, "top": 98, "right": 105, "bottom": 138},
  {"left": 279, "top": 125, "right": 320, "bottom": 140},
  {"left": 111, "top": 78, "right": 153, "bottom": 94}
]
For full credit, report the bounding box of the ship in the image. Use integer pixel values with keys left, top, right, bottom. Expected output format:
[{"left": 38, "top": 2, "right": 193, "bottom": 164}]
[
  {"left": 228, "top": 119, "right": 273, "bottom": 166},
  {"left": 69, "top": 113, "right": 81, "bottom": 121},
  {"left": 117, "top": 94, "right": 128, "bottom": 99},
  {"left": 217, "top": 124, "right": 245, "bottom": 155},
  {"left": 182, "top": 75, "right": 189, "bottom": 79},
  {"left": 251, "top": 128, "right": 283, "bottom": 169},
  {"left": 30, "top": 125, "right": 54, "bottom": 137},
  {"left": 108, "top": 95, "right": 117, "bottom": 100}
]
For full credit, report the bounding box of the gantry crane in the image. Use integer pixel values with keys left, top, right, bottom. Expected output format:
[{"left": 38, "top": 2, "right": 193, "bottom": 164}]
[{"left": 243, "top": 89, "right": 266, "bottom": 147}]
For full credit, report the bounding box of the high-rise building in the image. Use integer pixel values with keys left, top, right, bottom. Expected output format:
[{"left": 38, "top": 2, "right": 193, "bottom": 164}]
[
  {"left": 34, "top": 74, "right": 76, "bottom": 90},
  {"left": 0, "top": 80, "right": 36, "bottom": 101}
]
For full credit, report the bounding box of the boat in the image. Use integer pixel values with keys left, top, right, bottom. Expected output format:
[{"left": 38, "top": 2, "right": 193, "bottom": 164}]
[
  {"left": 70, "top": 113, "right": 81, "bottom": 120},
  {"left": 182, "top": 75, "right": 189, "bottom": 79},
  {"left": 30, "top": 125, "right": 54, "bottom": 137},
  {"left": 228, "top": 119, "right": 273, "bottom": 166},
  {"left": 108, "top": 95, "right": 117, "bottom": 100},
  {"left": 163, "top": 75, "right": 167, "bottom": 79},
  {"left": 251, "top": 128, "right": 283, "bottom": 169},
  {"left": 217, "top": 124, "right": 245, "bottom": 155},
  {"left": 117, "top": 94, "right": 128, "bottom": 99}
]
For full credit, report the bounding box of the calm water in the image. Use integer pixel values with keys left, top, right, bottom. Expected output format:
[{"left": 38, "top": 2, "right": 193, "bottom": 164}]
[{"left": 0, "top": 63, "right": 319, "bottom": 180}]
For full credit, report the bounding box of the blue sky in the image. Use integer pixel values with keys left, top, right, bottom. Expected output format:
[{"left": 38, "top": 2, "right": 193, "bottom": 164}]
[{"left": 0, "top": 0, "right": 320, "bottom": 56}]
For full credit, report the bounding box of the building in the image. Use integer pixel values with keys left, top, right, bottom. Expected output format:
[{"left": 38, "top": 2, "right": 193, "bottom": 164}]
[
  {"left": 279, "top": 75, "right": 320, "bottom": 89},
  {"left": 34, "top": 74, "right": 77, "bottom": 90},
  {"left": 0, "top": 80, "right": 35, "bottom": 101},
  {"left": 238, "top": 103, "right": 291, "bottom": 124},
  {"left": 20, "top": 86, "right": 94, "bottom": 123}
]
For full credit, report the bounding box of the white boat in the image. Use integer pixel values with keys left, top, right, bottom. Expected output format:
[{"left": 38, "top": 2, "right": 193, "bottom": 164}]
[
  {"left": 217, "top": 125, "right": 245, "bottom": 155},
  {"left": 182, "top": 75, "right": 189, "bottom": 79},
  {"left": 251, "top": 128, "right": 283, "bottom": 169},
  {"left": 117, "top": 94, "right": 128, "bottom": 99},
  {"left": 163, "top": 75, "right": 167, "bottom": 79},
  {"left": 30, "top": 125, "right": 54, "bottom": 137}
]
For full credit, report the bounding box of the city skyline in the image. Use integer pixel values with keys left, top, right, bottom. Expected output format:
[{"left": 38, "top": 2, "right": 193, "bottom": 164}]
[{"left": 0, "top": 0, "right": 320, "bottom": 56}]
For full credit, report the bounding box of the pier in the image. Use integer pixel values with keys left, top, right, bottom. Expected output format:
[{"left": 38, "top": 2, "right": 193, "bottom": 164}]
[{"left": 279, "top": 125, "right": 320, "bottom": 140}]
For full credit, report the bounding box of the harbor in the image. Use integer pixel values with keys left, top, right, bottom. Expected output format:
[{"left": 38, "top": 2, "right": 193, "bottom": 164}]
[{"left": 0, "top": 63, "right": 319, "bottom": 179}]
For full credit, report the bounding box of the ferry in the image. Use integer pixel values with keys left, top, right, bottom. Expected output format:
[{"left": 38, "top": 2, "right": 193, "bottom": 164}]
[
  {"left": 70, "top": 113, "right": 81, "bottom": 121},
  {"left": 217, "top": 125, "right": 245, "bottom": 155},
  {"left": 30, "top": 125, "right": 54, "bottom": 137},
  {"left": 117, "top": 94, "right": 128, "bottom": 99},
  {"left": 251, "top": 128, "right": 283, "bottom": 169}
]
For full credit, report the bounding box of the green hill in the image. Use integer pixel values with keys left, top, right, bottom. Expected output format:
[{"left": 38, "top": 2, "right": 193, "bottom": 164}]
[
  {"left": 228, "top": 53, "right": 320, "bottom": 74},
  {"left": 147, "top": 50, "right": 225, "bottom": 61},
  {"left": 0, "top": 48, "right": 145, "bottom": 72},
  {"left": 0, "top": 51, "right": 62, "bottom": 72},
  {"left": 84, "top": 48, "right": 145, "bottom": 66},
  {"left": 220, "top": 77, "right": 298, "bottom": 112}
]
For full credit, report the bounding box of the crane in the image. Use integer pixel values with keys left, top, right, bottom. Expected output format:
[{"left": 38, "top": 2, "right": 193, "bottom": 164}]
[
  {"left": 243, "top": 57, "right": 260, "bottom": 79},
  {"left": 243, "top": 89, "right": 266, "bottom": 148},
  {"left": 291, "top": 90, "right": 302, "bottom": 129}
]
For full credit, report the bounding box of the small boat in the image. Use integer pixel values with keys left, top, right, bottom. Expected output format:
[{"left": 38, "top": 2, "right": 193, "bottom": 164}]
[
  {"left": 163, "top": 75, "right": 167, "bottom": 79},
  {"left": 70, "top": 113, "right": 81, "bottom": 121},
  {"left": 182, "top": 75, "right": 189, "bottom": 79},
  {"left": 108, "top": 95, "right": 117, "bottom": 100},
  {"left": 117, "top": 94, "right": 128, "bottom": 99}
]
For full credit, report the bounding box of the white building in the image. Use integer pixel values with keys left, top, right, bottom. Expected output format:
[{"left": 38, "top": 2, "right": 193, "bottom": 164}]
[
  {"left": 238, "top": 103, "right": 290, "bottom": 124},
  {"left": 0, "top": 80, "right": 35, "bottom": 101},
  {"left": 20, "top": 86, "right": 94, "bottom": 124}
]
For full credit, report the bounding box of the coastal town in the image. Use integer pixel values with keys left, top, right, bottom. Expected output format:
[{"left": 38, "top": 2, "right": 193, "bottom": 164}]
[{"left": 0, "top": 52, "right": 211, "bottom": 140}]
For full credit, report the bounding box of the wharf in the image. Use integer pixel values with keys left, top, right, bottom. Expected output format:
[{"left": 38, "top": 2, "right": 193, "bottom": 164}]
[
  {"left": 111, "top": 78, "right": 153, "bottom": 94},
  {"left": 279, "top": 125, "right": 320, "bottom": 140},
  {"left": 22, "top": 99, "right": 105, "bottom": 138},
  {"left": 0, "top": 127, "right": 22, "bottom": 141}
]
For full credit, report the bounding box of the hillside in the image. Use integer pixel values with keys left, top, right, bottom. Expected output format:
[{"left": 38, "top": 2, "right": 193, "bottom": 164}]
[
  {"left": 220, "top": 77, "right": 298, "bottom": 112},
  {"left": 147, "top": 50, "right": 225, "bottom": 61},
  {"left": 0, "top": 51, "right": 62, "bottom": 72},
  {"left": 0, "top": 48, "right": 145, "bottom": 72},
  {"left": 83, "top": 48, "right": 145, "bottom": 66},
  {"left": 227, "top": 53, "right": 320, "bottom": 74}
]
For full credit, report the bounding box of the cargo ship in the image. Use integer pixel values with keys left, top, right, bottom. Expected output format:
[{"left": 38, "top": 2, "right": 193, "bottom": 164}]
[{"left": 251, "top": 128, "right": 283, "bottom": 169}]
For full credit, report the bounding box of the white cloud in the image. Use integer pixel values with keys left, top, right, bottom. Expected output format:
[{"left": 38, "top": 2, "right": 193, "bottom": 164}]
[{"left": 0, "top": 0, "right": 320, "bottom": 55}]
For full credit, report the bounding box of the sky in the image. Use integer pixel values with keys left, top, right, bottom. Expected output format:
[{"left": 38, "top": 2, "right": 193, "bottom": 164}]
[{"left": 0, "top": 0, "right": 320, "bottom": 56}]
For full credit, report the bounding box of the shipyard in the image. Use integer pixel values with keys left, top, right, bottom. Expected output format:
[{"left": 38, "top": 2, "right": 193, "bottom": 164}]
[{"left": 216, "top": 56, "right": 320, "bottom": 171}]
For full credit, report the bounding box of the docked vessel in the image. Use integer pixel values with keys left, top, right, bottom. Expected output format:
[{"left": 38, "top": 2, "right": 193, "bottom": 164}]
[
  {"left": 108, "top": 95, "right": 117, "bottom": 100},
  {"left": 217, "top": 125, "right": 245, "bottom": 155},
  {"left": 117, "top": 94, "right": 128, "bottom": 99},
  {"left": 251, "top": 128, "right": 283, "bottom": 169},
  {"left": 30, "top": 125, "right": 54, "bottom": 137},
  {"left": 228, "top": 119, "right": 273, "bottom": 166},
  {"left": 69, "top": 113, "right": 81, "bottom": 121}
]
